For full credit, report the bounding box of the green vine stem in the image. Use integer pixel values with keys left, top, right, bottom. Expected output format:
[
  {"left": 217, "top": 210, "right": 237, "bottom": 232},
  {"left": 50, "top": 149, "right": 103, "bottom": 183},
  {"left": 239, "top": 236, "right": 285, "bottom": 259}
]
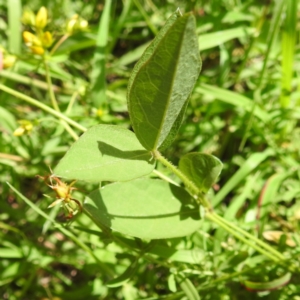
[
  {"left": 153, "top": 150, "right": 211, "bottom": 209},
  {"left": 154, "top": 150, "right": 296, "bottom": 270}
]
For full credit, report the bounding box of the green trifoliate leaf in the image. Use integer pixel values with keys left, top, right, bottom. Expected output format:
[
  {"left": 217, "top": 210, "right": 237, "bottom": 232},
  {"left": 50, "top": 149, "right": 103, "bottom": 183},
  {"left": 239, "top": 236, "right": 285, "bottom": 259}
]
[
  {"left": 54, "top": 125, "right": 155, "bottom": 182},
  {"left": 179, "top": 153, "right": 223, "bottom": 193},
  {"left": 84, "top": 178, "right": 201, "bottom": 239},
  {"left": 127, "top": 11, "right": 201, "bottom": 151}
]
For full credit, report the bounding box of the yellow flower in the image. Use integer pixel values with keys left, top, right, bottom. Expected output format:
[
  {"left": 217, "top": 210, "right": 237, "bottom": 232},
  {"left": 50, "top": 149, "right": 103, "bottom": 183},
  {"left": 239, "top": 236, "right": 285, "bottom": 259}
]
[
  {"left": 3, "top": 54, "right": 17, "bottom": 69},
  {"left": 13, "top": 120, "right": 33, "bottom": 136},
  {"left": 23, "top": 31, "right": 42, "bottom": 46},
  {"left": 41, "top": 31, "right": 53, "bottom": 48},
  {"left": 66, "top": 14, "right": 88, "bottom": 34},
  {"left": 21, "top": 8, "right": 36, "bottom": 26},
  {"left": 30, "top": 46, "right": 45, "bottom": 55},
  {"left": 96, "top": 108, "right": 104, "bottom": 117},
  {"left": 35, "top": 6, "right": 48, "bottom": 29}
]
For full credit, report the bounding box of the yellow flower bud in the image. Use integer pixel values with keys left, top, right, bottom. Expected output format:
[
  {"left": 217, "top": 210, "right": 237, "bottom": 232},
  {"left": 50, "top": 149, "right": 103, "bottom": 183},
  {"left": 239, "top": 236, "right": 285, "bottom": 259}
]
[
  {"left": 35, "top": 6, "right": 48, "bottom": 29},
  {"left": 96, "top": 109, "right": 104, "bottom": 117},
  {"left": 66, "top": 14, "right": 88, "bottom": 34},
  {"left": 66, "top": 14, "right": 79, "bottom": 34},
  {"left": 13, "top": 120, "right": 33, "bottom": 136},
  {"left": 23, "top": 31, "right": 42, "bottom": 46},
  {"left": 23, "top": 31, "right": 35, "bottom": 44},
  {"left": 21, "top": 8, "right": 36, "bottom": 26},
  {"left": 13, "top": 127, "right": 26, "bottom": 137},
  {"left": 79, "top": 19, "right": 88, "bottom": 31},
  {"left": 3, "top": 54, "right": 17, "bottom": 69},
  {"left": 30, "top": 46, "right": 45, "bottom": 55},
  {"left": 41, "top": 31, "right": 53, "bottom": 48}
]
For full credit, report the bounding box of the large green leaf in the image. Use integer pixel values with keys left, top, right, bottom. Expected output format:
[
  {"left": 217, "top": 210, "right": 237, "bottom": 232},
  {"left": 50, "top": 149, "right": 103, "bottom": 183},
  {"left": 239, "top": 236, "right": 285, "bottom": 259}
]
[
  {"left": 158, "top": 100, "right": 188, "bottom": 151},
  {"left": 127, "top": 11, "right": 201, "bottom": 151},
  {"left": 179, "top": 153, "right": 223, "bottom": 193},
  {"left": 55, "top": 125, "right": 155, "bottom": 182},
  {"left": 83, "top": 179, "right": 201, "bottom": 239}
]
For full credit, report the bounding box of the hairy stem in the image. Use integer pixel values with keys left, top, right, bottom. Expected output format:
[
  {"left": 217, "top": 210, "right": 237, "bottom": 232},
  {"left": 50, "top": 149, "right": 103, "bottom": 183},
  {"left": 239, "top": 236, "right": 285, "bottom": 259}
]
[
  {"left": 154, "top": 150, "right": 295, "bottom": 269},
  {"left": 153, "top": 150, "right": 211, "bottom": 209}
]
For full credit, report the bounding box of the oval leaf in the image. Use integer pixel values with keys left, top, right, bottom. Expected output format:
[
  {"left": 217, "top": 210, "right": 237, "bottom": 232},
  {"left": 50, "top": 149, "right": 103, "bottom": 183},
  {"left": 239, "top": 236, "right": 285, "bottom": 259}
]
[
  {"left": 55, "top": 125, "right": 155, "bottom": 182},
  {"left": 83, "top": 178, "right": 201, "bottom": 239},
  {"left": 127, "top": 11, "right": 201, "bottom": 151},
  {"left": 179, "top": 153, "right": 223, "bottom": 193}
]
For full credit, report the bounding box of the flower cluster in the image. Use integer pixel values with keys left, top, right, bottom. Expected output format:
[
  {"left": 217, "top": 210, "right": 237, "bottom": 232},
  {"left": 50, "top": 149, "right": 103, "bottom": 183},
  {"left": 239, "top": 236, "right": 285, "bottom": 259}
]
[
  {"left": 0, "top": 47, "right": 16, "bottom": 69},
  {"left": 22, "top": 7, "right": 53, "bottom": 55},
  {"left": 22, "top": 6, "right": 89, "bottom": 56},
  {"left": 13, "top": 120, "right": 34, "bottom": 136}
]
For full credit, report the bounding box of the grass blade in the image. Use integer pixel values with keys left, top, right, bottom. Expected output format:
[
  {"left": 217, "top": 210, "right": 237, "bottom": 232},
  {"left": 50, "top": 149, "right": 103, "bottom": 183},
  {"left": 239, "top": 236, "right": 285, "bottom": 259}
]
[
  {"left": 212, "top": 149, "right": 274, "bottom": 207},
  {"left": 280, "top": 0, "right": 297, "bottom": 108},
  {"left": 90, "top": 0, "right": 112, "bottom": 107},
  {"left": 7, "top": 182, "right": 114, "bottom": 276},
  {"left": 7, "top": 0, "right": 22, "bottom": 54},
  {"left": 199, "top": 27, "right": 255, "bottom": 51},
  {"left": 196, "top": 83, "right": 271, "bottom": 122}
]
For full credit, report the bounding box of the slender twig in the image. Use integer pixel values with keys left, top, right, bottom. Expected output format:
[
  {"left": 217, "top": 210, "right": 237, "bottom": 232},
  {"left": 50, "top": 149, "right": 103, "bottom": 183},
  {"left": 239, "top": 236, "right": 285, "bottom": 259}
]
[
  {"left": 50, "top": 34, "right": 70, "bottom": 55},
  {"left": 211, "top": 212, "right": 287, "bottom": 262},
  {"left": 0, "top": 84, "right": 87, "bottom": 132},
  {"left": 43, "top": 57, "right": 79, "bottom": 140}
]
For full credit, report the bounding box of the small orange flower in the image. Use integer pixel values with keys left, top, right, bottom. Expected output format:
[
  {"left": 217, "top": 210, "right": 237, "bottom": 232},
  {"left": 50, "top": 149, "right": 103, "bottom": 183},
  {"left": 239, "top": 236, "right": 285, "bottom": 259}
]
[{"left": 38, "top": 173, "right": 82, "bottom": 220}]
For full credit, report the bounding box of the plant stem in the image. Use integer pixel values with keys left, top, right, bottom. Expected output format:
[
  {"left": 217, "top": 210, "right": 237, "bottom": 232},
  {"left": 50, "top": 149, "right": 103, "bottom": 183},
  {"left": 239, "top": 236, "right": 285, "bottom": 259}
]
[
  {"left": 8, "top": 182, "right": 114, "bottom": 277},
  {"left": 66, "top": 90, "right": 79, "bottom": 115},
  {"left": 211, "top": 212, "right": 286, "bottom": 262},
  {"left": 132, "top": 0, "right": 158, "bottom": 35},
  {"left": 152, "top": 169, "right": 179, "bottom": 186},
  {"left": 154, "top": 151, "right": 296, "bottom": 270},
  {"left": 153, "top": 150, "right": 211, "bottom": 209},
  {"left": 205, "top": 212, "right": 281, "bottom": 263},
  {"left": 0, "top": 84, "right": 87, "bottom": 132},
  {"left": 50, "top": 33, "right": 70, "bottom": 56},
  {"left": 43, "top": 58, "right": 60, "bottom": 111},
  {"left": 43, "top": 57, "right": 79, "bottom": 140}
]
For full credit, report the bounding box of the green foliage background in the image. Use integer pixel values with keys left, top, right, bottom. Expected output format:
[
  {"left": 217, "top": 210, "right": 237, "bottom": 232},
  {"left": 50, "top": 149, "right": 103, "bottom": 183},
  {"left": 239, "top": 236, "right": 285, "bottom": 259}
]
[{"left": 0, "top": 0, "right": 300, "bottom": 299}]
